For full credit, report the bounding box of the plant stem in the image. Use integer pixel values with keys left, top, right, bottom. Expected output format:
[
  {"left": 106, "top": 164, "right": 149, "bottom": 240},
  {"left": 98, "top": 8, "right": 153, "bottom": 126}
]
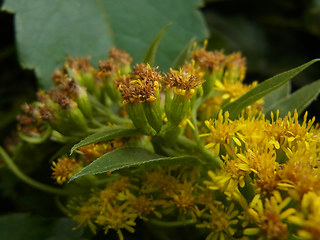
[
  {"left": 55, "top": 196, "right": 71, "bottom": 216},
  {"left": 177, "top": 135, "right": 222, "bottom": 168},
  {"left": 0, "top": 146, "right": 75, "bottom": 196}
]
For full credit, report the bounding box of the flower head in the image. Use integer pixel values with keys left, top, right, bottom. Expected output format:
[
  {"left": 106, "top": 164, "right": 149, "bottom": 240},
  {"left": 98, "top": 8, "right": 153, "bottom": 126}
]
[
  {"left": 163, "top": 67, "right": 205, "bottom": 100},
  {"left": 192, "top": 43, "right": 226, "bottom": 73},
  {"left": 52, "top": 156, "right": 82, "bottom": 184},
  {"left": 116, "top": 63, "right": 161, "bottom": 104}
]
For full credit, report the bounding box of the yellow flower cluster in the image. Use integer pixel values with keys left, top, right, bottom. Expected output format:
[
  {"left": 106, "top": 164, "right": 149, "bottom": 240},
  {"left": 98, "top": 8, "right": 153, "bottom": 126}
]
[{"left": 203, "top": 110, "right": 320, "bottom": 239}]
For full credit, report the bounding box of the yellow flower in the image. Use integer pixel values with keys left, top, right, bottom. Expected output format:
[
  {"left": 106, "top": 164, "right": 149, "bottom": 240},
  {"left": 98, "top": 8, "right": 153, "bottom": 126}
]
[
  {"left": 288, "top": 192, "right": 320, "bottom": 239},
  {"left": 170, "top": 181, "right": 196, "bottom": 213},
  {"left": 202, "top": 111, "right": 242, "bottom": 156},
  {"left": 196, "top": 202, "right": 238, "bottom": 240},
  {"left": 77, "top": 138, "right": 127, "bottom": 162},
  {"left": 277, "top": 148, "right": 320, "bottom": 199},
  {"left": 141, "top": 168, "right": 180, "bottom": 195},
  {"left": 96, "top": 202, "right": 137, "bottom": 240},
  {"left": 163, "top": 67, "right": 205, "bottom": 100},
  {"left": 68, "top": 200, "right": 100, "bottom": 234},
  {"left": 51, "top": 156, "right": 82, "bottom": 184},
  {"left": 244, "top": 191, "right": 295, "bottom": 240}
]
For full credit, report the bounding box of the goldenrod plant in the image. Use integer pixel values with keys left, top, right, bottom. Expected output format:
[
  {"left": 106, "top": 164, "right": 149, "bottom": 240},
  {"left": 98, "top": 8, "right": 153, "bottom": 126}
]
[{"left": 1, "top": 39, "right": 320, "bottom": 240}]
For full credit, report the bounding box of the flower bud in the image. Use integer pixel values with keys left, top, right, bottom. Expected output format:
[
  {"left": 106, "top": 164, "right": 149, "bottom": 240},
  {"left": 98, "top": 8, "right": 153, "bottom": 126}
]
[
  {"left": 65, "top": 57, "right": 101, "bottom": 98},
  {"left": 163, "top": 67, "right": 204, "bottom": 126},
  {"left": 126, "top": 102, "right": 157, "bottom": 136},
  {"left": 116, "top": 64, "right": 162, "bottom": 135},
  {"left": 192, "top": 43, "right": 226, "bottom": 97},
  {"left": 223, "top": 52, "right": 246, "bottom": 83},
  {"left": 58, "top": 77, "right": 93, "bottom": 119},
  {"left": 39, "top": 90, "right": 89, "bottom": 136},
  {"left": 97, "top": 48, "right": 133, "bottom": 105}
]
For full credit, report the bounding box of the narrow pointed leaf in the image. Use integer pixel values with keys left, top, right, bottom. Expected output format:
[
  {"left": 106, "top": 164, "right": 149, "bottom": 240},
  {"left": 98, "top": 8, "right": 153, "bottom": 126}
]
[
  {"left": 70, "top": 128, "right": 140, "bottom": 154},
  {"left": 70, "top": 147, "right": 200, "bottom": 181},
  {"left": 172, "top": 37, "right": 196, "bottom": 68},
  {"left": 223, "top": 59, "right": 320, "bottom": 119},
  {"left": 264, "top": 79, "right": 320, "bottom": 117},
  {"left": 144, "top": 23, "right": 172, "bottom": 66},
  {"left": 263, "top": 82, "right": 291, "bottom": 108}
]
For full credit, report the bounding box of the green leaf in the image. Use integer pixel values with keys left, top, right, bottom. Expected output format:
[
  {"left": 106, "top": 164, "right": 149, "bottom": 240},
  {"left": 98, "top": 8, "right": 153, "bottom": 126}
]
[
  {"left": 223, "top": 59, "right": 320, "bottom": 119},
  {"left": 46, "top": 218, "right": 86, "bottom": 240},
  {"left": 172, "top": 37, "right": 196, "bottom": 69},
  {"left": 70, "top": 147, "right": 200, "bottom": 181},
  {"left": 2, "top": 0, "right": 208, "bottom": 88},
  {"left": 263, "top": 82, "right": 291, "bottom": 108},
  {"left": 144, "top": 23, "right": 172, "bottom": 66},
  {"left": 70, "top": 127, "right": 140, "bottom": 155},
  {"left": 264, "top": 79, "right": 320, "bottom": 117}
]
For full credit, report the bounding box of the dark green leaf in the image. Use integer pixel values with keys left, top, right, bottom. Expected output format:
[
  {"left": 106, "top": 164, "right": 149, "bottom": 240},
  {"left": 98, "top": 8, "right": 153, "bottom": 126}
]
[
  {"left": 144, "top": 23, "right": 172, "bottom": 66},
  {"left": 46, "top": 218, "right": 85, "bottom": 240},
  {"left": 223, "top": 59, "right": 320, "bottom": 119},
  {"left": 70, "top": 147, "right": 200, "bottom": 181},
  {"left": 264, "top": 79, "right": 320, "bottom": 117},
  {"left": 2, "top": 0, "right": 208, "bottom": 88},
  {"left": 0, "top": 213, "right": 49, "bottom": 240},
  {"left": 70, "top": 127, "right": 140, "bottom": 154},
  {"left": 0, "top": 214, "right": 84, "bottom": 240}
]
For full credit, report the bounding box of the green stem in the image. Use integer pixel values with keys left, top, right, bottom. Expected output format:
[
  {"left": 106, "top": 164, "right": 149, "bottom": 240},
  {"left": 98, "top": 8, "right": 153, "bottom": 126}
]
[
  {"left": 0, "top": 146, "right": 75, "bottom": 196},
  {"left": 177, "top": 135, "right": 222, "bottom": 168},
  {"left": 55, "top": 196, "right": 71, "bottom": 216},
  {"left": 89, "top": 94, "right": 132, "bottom": 125},
  {"left": 149, "top": 218, "right": 195, "bottom": 227}
]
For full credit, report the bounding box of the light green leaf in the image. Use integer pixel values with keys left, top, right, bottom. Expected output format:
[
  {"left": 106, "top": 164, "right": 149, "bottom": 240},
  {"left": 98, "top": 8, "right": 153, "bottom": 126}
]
[
  {"left": 70, "top": 147, "right": 200, "bottom": 181},
  {"left": 223, "top": 59, "right": 320, "bottom": 119},
  {"left": 2, "top": 0, "right": 208, "bottom": 88},
  {"left": 144, "top": 23, "right": 172, "bottom": 66},
  {"left": 263, "top": 82, "right": 291, "bottom": 108},
  {"left": 264, "top": 79, "right": 320, "bottom": 117},
  {"left": 70, "top": 128, "right": 140, "bottom": 155}
]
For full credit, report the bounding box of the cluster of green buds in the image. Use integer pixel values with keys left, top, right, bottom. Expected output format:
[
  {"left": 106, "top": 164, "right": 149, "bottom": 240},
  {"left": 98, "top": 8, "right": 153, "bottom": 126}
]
[
  {"left": 17, "top": 77, "right": 93, "bottom": 140},
  {"left": 97, "top": 48, "right": 133, "bottom": 105},
  {"left": 36, "top": 78, "right": 90, "bottom": 137},
  {"left": 16, "top": 49, "right": 137, "bottom": 141},
  {"left": 116, "top": 64, "right": 162, "bottom": 135},
  {"left": 16, "top": 45, "right": 249, "bottom": 146}
]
